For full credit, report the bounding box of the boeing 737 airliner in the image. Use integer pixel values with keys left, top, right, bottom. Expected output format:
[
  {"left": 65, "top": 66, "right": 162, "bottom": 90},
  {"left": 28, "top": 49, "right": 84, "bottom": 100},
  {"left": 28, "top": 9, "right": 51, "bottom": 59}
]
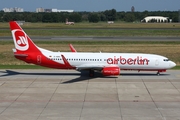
[{"left": 9, "top": 21, "right": 176, "bottom": 76}]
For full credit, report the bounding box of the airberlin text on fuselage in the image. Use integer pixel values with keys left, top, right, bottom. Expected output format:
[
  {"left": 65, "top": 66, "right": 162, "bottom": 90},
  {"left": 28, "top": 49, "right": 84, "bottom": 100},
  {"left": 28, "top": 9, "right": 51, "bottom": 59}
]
[{"left": 107, "top": 56, "right": 149, "bottom": 65}]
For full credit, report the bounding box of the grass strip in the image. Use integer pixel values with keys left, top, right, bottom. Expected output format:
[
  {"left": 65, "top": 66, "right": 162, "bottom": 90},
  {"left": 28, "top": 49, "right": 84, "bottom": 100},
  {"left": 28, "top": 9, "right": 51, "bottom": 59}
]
[
  {"left": 1, "top": 22, "right": 180, "bottom": 29},
  {"left": 1, "top": 29, "right": 180, "bottom": 37}
]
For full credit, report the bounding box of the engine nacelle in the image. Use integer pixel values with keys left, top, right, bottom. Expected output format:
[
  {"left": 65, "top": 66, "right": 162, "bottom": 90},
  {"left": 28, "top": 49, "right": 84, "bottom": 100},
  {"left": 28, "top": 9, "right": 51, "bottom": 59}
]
[{"left": 102, "top": 66, "right": 120, "bottom": 76}]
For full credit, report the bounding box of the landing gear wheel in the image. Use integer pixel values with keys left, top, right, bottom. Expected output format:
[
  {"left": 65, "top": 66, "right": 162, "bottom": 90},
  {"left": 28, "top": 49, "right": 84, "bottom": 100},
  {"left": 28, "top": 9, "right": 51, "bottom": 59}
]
[
  {"left": 157, "top": 71, "right": 160, "bottom": 76},
  {"left": 89, "top": 70, "right": 94, "bottom": 77}
]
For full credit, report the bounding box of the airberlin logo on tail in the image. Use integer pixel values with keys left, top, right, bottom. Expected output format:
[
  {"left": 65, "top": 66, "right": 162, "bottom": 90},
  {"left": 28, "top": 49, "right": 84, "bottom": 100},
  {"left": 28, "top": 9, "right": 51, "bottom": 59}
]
[{"left": 12, "top": 29, "right": 29, "bottom": 51}]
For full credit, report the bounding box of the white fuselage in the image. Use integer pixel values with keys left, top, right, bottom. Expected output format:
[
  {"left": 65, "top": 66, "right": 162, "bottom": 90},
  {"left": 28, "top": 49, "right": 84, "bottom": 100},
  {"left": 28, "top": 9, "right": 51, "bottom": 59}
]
[{"left": 41, "top": 51, "right": 176, "bottom": 70}]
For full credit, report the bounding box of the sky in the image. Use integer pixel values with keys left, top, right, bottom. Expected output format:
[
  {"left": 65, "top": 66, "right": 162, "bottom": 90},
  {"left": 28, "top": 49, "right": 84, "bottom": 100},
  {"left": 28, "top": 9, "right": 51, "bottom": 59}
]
[{"left": 1, "top": 0, "right": 180, "bottom": 12}]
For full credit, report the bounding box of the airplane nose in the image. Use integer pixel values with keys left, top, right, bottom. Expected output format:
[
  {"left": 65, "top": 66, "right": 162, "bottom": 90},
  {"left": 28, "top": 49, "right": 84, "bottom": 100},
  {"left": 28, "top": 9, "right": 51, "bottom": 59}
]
[{"left": 170, "top": 61, "right": 176, "bottom": 68}]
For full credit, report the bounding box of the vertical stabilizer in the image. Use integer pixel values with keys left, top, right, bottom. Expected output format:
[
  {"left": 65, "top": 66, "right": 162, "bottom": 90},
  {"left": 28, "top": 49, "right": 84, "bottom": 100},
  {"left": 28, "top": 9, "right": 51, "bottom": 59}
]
[{"left": 9, "top": 21, "right": 40, "bottom": 54}]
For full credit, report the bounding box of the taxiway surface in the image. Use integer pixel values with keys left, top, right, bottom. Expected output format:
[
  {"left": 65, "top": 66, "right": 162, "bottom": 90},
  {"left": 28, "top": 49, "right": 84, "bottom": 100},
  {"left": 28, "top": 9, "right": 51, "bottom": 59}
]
[
  {"left": 1, "top": 36, "right": 180, "bottom": 41},
  {"left": 0, "top": 69, "right": 180, "bottom": 120}
]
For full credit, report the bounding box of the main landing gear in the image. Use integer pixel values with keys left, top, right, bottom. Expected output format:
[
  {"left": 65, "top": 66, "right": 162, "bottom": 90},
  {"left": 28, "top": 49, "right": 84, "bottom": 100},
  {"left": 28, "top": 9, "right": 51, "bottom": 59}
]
[
  {"left": 157, "top": 71, "right": 160, "bottom": 76},
  {"left": 89, "top": 69, "right": 94, "bottom": 77}
]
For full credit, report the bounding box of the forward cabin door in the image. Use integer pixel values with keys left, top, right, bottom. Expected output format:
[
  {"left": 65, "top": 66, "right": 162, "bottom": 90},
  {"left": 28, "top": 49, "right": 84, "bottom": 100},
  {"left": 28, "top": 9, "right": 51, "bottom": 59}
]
[{"left": 155, "top": 59, "right": 159, "bottom": 66}]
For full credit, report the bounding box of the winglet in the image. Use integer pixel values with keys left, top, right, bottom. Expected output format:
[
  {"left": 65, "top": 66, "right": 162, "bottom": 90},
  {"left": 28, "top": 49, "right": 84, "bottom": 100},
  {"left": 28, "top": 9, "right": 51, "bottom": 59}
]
[
  {"left": 61, "top": 54, "right": 74, "bottom": 68},
  {"left": 69, "top": 44, "right": 77, "bottom": 52}
]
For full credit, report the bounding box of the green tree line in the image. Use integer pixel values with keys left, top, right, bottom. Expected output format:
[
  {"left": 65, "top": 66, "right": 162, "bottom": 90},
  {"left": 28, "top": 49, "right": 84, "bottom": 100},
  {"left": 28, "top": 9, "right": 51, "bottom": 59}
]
[{"left": 0, "top": 9, "right": 179, "bottom": 23}]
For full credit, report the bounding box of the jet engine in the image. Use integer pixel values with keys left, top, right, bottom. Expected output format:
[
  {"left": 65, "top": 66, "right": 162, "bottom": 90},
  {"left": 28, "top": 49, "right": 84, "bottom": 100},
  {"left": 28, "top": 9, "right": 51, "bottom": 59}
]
[{"left": 102, "top": 66, "right": 120, "bottom": 76}]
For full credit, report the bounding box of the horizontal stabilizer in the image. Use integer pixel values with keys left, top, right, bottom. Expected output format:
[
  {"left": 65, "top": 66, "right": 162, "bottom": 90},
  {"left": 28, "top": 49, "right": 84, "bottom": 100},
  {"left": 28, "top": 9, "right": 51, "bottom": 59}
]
[{"left": 14, "top": 54, "right": 28, "bottom": 57}]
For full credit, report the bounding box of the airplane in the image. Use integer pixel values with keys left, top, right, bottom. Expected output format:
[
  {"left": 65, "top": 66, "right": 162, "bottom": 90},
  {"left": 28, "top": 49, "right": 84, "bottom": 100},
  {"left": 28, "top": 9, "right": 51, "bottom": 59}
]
[{"left": 9, "top": 21, "right": 176, "bottom": 77}]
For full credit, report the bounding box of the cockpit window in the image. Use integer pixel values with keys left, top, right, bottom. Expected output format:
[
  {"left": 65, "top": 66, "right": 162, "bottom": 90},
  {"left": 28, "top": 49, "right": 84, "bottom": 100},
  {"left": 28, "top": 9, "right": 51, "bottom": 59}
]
[{"left": 163, "top": 59, "right": 169, "bottom": 62}]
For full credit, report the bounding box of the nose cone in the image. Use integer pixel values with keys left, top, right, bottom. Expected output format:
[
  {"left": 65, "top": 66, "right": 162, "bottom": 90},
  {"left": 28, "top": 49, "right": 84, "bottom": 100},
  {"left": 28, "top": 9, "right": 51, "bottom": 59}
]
[{"left": 170, "top": 61, "right": 176, "bottom": 68}]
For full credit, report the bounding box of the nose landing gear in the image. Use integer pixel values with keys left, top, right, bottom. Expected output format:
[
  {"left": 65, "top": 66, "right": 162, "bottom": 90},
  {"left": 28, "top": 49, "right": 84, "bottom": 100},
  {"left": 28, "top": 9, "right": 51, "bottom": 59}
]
[{"left": 156, "top": 70, "right": 166, "bottom": 76}]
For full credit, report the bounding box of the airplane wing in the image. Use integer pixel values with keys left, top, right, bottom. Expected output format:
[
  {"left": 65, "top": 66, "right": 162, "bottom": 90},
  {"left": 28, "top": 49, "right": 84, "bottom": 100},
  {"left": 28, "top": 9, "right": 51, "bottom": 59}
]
[
  {"left": 76, "top": 64, "right": 104, "bottom": 70},
  {"left": 61, "top": 54, "right": 119, "bottom": 76},
  {"left": 75, "top": 64, "right": 119, "bottom": 71},
  {"left": 61, "top": 54, "right": 104, "bottom": 70}
]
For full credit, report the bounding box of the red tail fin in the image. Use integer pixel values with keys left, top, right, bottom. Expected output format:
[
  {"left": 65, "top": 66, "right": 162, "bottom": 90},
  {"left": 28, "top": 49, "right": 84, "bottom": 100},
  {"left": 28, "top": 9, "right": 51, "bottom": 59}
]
[{"left": 9, "top": 21, "right": 40, "bottom": 54}]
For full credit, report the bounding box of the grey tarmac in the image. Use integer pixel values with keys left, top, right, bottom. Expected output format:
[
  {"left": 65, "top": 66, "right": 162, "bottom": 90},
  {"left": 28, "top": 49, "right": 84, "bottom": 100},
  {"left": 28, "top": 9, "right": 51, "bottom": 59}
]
[{"left": 0, "top": 69, "right": 180, "bottom": 120}]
